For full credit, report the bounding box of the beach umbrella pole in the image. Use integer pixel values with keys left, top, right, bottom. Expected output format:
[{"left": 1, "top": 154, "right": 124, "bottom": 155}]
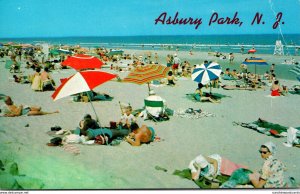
[
  {"left": 147, "top": 82, "right": 151, "bottom": 93},
  {"left": 86, "top": 92, "right": 109, "bottom": 145}
]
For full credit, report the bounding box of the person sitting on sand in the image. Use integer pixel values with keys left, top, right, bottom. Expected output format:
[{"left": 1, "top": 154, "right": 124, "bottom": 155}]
[
  {"left": 189, "top": 154, "right": 247, "bottom": 181},
  {"left": 222, "top": 68, "right": 234, "bottom": 80},
  {"left": 249, "top": 142, "right": 287, "bottom": 188},
  {"left": 194, "top": 83, "right": 220, "bottom": 103},
  {"left": 0, "top": 96, "right": 59, "bottom": 117},
  {"left": 139, "top": 90, "right": 168, "bottom": 120},
  {"left": 74, "top": 114, "right": 100, "bottom": 136},
  {"left": 12, "top": 75, "right": 30, "bottom": 84},
  {"left": 271, "top": 80, "right": 283, "bottom": 96},
  {"left": 167, "top": 71, "right": 176, "bottom": 86},
  {"left": 117, "top": 106, "right": 136, "bottom": 129},
  {"left": 40, "top": 67, "right": 56, "bottom": 90},
  {"left": 124, "top": 123, "right": 155, "bottom": 146}
]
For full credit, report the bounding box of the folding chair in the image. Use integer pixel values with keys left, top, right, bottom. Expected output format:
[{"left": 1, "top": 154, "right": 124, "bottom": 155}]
[{"left": 144, "top": 99, "right": 166, "bottom": 122}]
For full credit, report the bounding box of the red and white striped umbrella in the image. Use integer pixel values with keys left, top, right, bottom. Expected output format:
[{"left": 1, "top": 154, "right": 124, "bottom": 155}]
[{"left": 52, "top": 70, "right": 116, "bottom": 101}]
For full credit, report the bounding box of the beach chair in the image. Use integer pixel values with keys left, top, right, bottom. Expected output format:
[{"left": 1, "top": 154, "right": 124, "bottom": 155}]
[{"left": 144, "top": 99, "right": 169, "bottom": 122}]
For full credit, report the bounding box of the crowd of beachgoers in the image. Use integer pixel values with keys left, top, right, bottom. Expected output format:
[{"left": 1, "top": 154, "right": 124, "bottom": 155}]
[{"left": 1, "top": 42, "right": 300, "bottom": 189}]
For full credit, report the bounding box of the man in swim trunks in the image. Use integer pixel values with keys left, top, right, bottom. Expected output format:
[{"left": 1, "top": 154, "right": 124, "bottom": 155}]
[
  {"left": 0, "top": 96, "right": 59, "bottom": 117},
  {"left": 125, "top": 123, "right": 155, "bottom": 146}
]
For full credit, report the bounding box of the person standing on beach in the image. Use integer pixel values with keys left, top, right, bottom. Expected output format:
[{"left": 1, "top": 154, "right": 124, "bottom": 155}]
[
  {"left": 154, "top": 53, "right": 159, "bottom": 64},
  {"left": 240, "top": 46, "right": 244, "bottom": 54},
  {"left": 172, "top": 53, "right": 181, "bottom": 76},
  {"left": 166, "top": 54, "right": 173, "bottom": 67},
  {"left": 229, "top": 53, "right": 234, "bottom": 64},
  {"left": 270, "top": 64, "right": 275, "bottom": 72}
]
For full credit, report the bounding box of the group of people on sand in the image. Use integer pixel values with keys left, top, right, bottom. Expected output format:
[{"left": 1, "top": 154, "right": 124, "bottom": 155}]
[
  {"left": 189, "top": 141, "right": 291, "bottom": 188},
  {"left": 70, "top": 107, "right": 156, "bottom": 146}
]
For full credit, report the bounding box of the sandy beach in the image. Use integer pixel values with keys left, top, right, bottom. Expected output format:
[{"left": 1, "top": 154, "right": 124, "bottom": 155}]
[{"left": 0, "top": 48, "right": 300, "bottom": 189}]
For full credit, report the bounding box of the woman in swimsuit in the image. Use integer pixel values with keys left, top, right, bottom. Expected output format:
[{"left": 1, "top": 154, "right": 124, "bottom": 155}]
[{"left": 271, "top": 80, "right": 282, "bottom": 96}]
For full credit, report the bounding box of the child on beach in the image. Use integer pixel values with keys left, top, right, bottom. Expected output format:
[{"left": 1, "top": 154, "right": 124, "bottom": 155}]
[{"left": 117, "top": 106, "right": 136, "bottom": 129}]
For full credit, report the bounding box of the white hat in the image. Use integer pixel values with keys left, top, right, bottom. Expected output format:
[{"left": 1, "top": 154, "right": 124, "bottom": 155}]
[
  {"left": 174, "top": 53, "right": 177, "bottom": 56},
  {"left": 194, "top": 155, "right": 209, "bottom": 168},
  {"left": 149, "top": 90, "right": 156, "bottom": 95},
  {"left": 262, "top": 141, "right": 277, "bottom": 155}
]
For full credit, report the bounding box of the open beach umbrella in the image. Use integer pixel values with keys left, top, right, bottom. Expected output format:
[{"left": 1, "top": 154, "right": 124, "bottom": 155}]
[
  {"left": 52, "top": 70, "right": 116, "bottom": 145},
  {"left": 192, "top": 62, "right": 221, "bottom": 93},
  {"left": 192, "top": 62, "right": 221, "bottom": 84},
  {"left": 122, "top": 64, "right": 170, "bottom": 92},
  {"left": 242, "top": 57, "right": 268, "bottom": 76},
  {"left": 62, "top": 54, "right": 104, "bottom": 71},
  {"left": 52, "top": 70, "right": 116, "bottom": 127},
  {"left": 248, "top": 49, "right": 257, "bottom": 54}
]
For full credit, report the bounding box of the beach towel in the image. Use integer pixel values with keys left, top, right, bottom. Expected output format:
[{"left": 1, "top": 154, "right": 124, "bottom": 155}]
[
  {"left": 233, "top": 119, "right": 300, "bottom": 138},
  {"left": 174, "top": 108, "right": 215, "bottom": 119},
  {"left": 62, "top": 144, "right": 80, "bottom": 155},
  {"left": 220, "top": 157, "right": 248, "bottom": 176},
  {"left": 222, "top": 85, "right": 256, "bottom": 91},
  {"left": 185, "top": 93, "right": 226, "bottom": 102},
  {"left": 173, "top": 168, "right": 229, "bottom": 188}
]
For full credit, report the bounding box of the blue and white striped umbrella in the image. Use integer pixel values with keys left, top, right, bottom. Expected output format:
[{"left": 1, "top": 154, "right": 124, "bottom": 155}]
[{"left": 192, "top": 62, "right": 221, "bottom": 84}]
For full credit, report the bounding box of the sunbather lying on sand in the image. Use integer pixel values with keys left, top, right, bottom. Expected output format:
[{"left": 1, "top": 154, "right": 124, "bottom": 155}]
[
  {"left": 0, "top": 96, "right": 59, "bottom": 117},
  {"left": 188, "top": 154, "right": 247, "bottom": 181},
  {"left": 124, "top": 123, "right": 155, "bottom": 146}
]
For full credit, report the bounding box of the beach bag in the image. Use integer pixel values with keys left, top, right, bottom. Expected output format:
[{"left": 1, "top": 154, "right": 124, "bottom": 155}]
[
  {"left": 73, "top": 95, "right": 81, "bottom": 102},
  {"left": 110, "top": 121, "right": 117, "bottom": 129},
  {"left": 50, "top": 137, "right": 62, "bottom": 146},
  {"left": 94, "top": 135, "right": 108, "bottom": 145}
]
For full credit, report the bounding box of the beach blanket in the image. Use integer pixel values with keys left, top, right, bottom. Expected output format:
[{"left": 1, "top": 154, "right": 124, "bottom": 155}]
[
  {"left": 233, "top": 119, "right": 300, "bottom": 138},
  {"left": 173, "top": 168, "right": 229, "bottom": 188},
  {"left": 220, "top": 157, "right": 248, "bottom": 176},
  {"left": 222, "top": 85, "right": 256, "bottom": 91},
  {"left": 174, "top": 108, "right": 215, "bottom": 119},
  {"left": 185, "top": 93, "right": 226, "bottom": 102}
]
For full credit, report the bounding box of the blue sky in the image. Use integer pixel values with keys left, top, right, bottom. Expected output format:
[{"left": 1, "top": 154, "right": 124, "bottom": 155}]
[{"left": 0, "top": 0, "right": 299, "bottom": 38}]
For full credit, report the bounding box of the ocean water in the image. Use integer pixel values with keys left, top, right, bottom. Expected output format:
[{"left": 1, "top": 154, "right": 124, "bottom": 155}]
[{"left": 0, "top": 34, "right": 299, "bottom": 55}]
